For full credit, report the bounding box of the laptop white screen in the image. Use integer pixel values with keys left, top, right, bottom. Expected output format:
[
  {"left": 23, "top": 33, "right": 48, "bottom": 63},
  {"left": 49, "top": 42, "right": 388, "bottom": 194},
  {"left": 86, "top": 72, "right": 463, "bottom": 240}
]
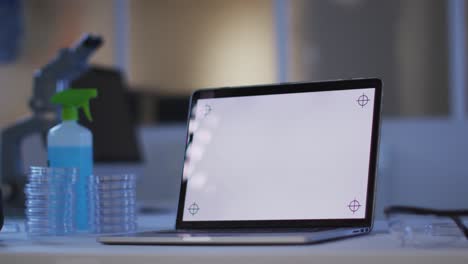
[{"left": 182, "top": 88, "right": 375, "bottom": 221}]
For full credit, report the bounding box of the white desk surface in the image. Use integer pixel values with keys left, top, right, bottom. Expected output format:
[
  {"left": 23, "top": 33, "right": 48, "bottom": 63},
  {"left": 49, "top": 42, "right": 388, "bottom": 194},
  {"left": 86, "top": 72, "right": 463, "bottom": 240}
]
[{"left": 1, "top": 213, "right": 468, "bottom": 264}]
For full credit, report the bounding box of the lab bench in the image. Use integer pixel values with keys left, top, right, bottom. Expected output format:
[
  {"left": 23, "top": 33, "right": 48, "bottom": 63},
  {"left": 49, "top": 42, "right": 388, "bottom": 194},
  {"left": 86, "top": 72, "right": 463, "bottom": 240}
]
[{"left": 1, "top": 213, "right": 467, "bottom": 264}]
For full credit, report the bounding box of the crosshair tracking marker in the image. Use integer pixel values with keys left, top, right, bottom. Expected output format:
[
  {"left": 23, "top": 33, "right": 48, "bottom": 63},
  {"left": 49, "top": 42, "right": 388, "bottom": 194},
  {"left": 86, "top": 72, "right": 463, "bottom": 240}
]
[
  {"left": 357, "top": 94, "right": 370, "bottom": 108},
  {"left": 348, "top": 199, "right": 361, "bottom": 213},
  {"left": 188, "top": 202, "right": 200, "bottom": 216}
]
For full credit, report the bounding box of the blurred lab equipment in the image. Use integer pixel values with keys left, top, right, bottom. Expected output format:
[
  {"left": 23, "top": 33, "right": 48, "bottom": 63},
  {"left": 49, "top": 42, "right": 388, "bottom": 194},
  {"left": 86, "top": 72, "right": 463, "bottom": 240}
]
[
  {"left": 385, "top": 205, "right": 468, "bottom": 247},
  {"left": 0, "top": 34, "right": 102, "bottom": 210},
  {"left": 25, "top": 166, "right": 78, "bottom": 236},
  {"left": 72, "top": 67, "right": 141, "bottom": 163},
  {"left": 89, "top": 174, "right": 137, "bottom": 234}
]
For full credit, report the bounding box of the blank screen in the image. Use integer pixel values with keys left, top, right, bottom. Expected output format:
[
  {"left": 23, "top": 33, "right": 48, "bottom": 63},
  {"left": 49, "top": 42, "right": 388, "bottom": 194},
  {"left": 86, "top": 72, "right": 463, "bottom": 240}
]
[{"left": 182, "top": 88, "right": 375, "bottom": 221}]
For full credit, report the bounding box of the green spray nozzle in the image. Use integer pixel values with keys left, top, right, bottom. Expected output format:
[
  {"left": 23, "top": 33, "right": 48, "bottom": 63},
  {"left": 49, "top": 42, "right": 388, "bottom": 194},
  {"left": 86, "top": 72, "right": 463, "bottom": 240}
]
[{"left": 51, "top": 89, "right": 98, "bottom": 121}]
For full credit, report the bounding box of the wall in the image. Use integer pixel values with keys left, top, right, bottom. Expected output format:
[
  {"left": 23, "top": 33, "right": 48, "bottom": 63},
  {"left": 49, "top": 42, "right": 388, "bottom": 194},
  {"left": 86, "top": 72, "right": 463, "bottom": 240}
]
[
  {"left": 288, "top": 0, "right": 449, "bottom": 117},
  {"left": 128, "top": 0, "right": 276, "bottom": 94}
]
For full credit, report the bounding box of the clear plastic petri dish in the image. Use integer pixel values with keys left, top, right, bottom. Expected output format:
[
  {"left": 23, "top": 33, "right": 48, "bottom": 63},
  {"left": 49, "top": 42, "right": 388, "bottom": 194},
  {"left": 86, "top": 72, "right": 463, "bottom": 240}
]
[
  {"left": 91, "top": 174, "right": 137, "bottom": 183},
  {"left": 24, "top": 193, "right": 64, "bottom": 200},
  {"left": 88, "top": 173, "right": 138, "bottom": 234},
  {"left": 94, "top": 199, "right": 137, "bottom": 207},
  {"left": 91, "top": 211, "right": 137, "bottom": 221},
  {"left": 92, "top": 206, "right": 136, "bottom": 215},
  {"left": 25, "top": 166, "right": 78, "bottom": 236},
  {"left": 25, "top": 211, "right": 70, "bottom": 218},
  {"left": 25, "top": 182, "right": 75, "bottom": 188},
  {"left": 24, "top": 188, "right": 73, "bottom": 196},
  {"left": 25, "top": 199, "right": 70, "bottom": 207},
  {"left": 29, "top": 167, "right": 78, "bottom": 182},
  {"left": 93, "top": 181, "right": 136, "bottom": 191},
  {"left": 93, "top": 189, "right": 136, "bottom": 199}
]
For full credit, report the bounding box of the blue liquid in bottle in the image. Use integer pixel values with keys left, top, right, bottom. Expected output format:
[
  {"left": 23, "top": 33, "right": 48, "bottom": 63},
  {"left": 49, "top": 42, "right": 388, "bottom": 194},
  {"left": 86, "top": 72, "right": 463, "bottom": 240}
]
[{"left": 48, "top": 146, "right": 93, "bottom": 231}]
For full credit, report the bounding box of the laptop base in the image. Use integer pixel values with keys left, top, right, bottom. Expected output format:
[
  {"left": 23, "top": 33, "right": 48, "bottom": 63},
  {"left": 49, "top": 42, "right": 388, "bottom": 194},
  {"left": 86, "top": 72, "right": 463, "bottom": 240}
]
[{"left": 98, "top": 227, "right": 370, "bottom": 245}]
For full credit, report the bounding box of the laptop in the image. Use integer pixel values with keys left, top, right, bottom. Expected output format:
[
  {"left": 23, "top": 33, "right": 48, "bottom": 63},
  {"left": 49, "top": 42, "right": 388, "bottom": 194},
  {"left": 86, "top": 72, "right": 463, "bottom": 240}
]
[{"left": 99, "top": 78, "right": 383, "bottom": 245}]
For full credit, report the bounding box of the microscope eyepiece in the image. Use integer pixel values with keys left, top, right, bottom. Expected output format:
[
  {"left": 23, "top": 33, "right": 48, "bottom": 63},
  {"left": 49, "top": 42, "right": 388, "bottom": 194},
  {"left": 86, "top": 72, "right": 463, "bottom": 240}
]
[{"left": 82, "top": 35, "right": 103, "bottom": 49}]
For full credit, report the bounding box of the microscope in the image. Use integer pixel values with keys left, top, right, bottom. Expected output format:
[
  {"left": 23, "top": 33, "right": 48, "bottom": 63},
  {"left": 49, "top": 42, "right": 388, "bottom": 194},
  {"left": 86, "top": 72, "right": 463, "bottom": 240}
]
[{"left": 0, "top": 34, "right": 102, "bottom": 214}]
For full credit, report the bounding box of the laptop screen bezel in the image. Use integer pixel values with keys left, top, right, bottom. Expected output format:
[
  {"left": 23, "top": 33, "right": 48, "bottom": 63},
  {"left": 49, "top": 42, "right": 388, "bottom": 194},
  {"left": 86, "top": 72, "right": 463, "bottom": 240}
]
[{"left": 175, "top": 78, "right": 382, "bottom": 230}]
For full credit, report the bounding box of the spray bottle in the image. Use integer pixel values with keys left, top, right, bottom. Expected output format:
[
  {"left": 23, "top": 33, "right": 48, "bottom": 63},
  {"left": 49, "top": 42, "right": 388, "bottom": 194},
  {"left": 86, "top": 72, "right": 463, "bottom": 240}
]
[{"left": 48, "top": 89, "right": 97, "bottom": 231}]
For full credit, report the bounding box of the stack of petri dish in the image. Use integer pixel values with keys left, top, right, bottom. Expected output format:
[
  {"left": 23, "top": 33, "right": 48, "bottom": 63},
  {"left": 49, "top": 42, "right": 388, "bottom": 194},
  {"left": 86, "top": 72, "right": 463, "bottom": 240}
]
[
  {"left": 25, "top": 167, "right": 78, "bottom": 236},
  {"left": 89, "top": 174, "right": 137, "bottom": 234}
]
